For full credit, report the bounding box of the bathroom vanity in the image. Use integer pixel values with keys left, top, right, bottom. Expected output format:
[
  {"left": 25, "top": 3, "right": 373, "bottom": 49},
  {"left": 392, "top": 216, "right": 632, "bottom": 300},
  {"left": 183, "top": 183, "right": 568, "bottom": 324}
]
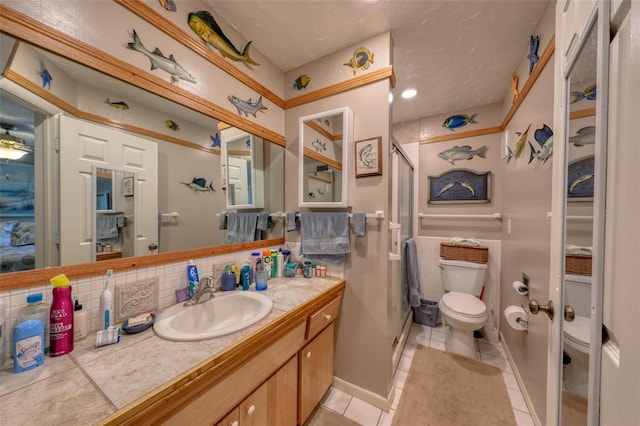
[{"left": 0, "top": 277, "right": 345, "bottom": 426}]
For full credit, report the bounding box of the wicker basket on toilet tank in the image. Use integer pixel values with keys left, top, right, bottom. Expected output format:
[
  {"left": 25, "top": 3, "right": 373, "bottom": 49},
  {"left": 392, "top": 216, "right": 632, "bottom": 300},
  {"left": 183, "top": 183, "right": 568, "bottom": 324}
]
[{"left": 440, "top": 243, "right": 488, "bottom": 264}]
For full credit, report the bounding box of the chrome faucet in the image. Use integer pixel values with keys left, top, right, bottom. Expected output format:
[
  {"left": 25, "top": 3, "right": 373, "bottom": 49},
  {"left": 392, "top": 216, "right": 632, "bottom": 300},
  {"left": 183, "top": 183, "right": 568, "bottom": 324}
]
[{"left": 183, "top": 275, "right": 217, "bottom": 306}]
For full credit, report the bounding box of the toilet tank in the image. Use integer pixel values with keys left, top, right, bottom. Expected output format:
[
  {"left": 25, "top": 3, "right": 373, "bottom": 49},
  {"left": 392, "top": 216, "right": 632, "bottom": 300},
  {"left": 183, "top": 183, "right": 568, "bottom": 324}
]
[
  {"left": 439, "top": 258, "right": 487, "bottom": 296},
  {"left": 565, "top": 274, "right": 592, "bottom": 318}
]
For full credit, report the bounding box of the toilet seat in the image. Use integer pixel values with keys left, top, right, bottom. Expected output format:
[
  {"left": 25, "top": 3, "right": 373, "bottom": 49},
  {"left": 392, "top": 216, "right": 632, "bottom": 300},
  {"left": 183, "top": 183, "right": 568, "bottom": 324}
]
[
  {"left": 564, "top": 316, "right": 590, "bottom": 351},
  {"left": 440, "top": 292, "right": 487, "bottom": 318}
]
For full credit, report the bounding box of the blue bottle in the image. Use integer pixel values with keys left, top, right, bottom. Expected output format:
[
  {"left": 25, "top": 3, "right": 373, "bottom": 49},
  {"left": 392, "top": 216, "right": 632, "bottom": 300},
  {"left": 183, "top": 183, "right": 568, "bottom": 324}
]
[
  {"left": 255, "top": 259, "right": 268, "bottom": 291},
  {"left": 241, "top": 262, "right": 252, "bottom": 290},
  {"left": 13, "top": 319, "right": 44, "bottom": 373},
  {"left": 187, "top": 260, "right": 200, "bottom": 298}
]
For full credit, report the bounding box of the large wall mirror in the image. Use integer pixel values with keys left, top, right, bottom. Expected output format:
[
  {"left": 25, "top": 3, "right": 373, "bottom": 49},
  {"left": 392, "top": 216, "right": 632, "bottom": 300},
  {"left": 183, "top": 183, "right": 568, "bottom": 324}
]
[
  {"left": 299, "top": 107, "right": 353, "bottom": 208},
  {"left": 561, "top": 11, "right": 599, "bottom": 425},
  {"left": 0, "top": 33, "right": 285, "bottom": 278}
]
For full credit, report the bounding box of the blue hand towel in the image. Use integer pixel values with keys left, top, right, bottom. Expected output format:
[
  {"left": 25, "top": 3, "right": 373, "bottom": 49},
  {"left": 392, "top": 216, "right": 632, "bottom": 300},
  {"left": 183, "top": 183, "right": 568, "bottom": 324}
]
[
  {"left": 286, "top": 211, "right": 299, "bottom": 232},
  {"left": 404, "top": 238, "right": 423, "bottom": 308},
  {"left": 96, "top": 214, "right": 119, "bottom": 239},
  {"left": 219, "top": 212, "right": 227, "bottom": 230},
  {"left": 256, "top": 211, "right": 271, "bottom": 230},
  {"left": 226, "top": 213, "right": 258, "bottom": 244},
  {"left": 351, "top": 212, "right": 366, "bottom": 237},
  {"left": 300, "top": 212, "right": 350, "bottom": 265}
]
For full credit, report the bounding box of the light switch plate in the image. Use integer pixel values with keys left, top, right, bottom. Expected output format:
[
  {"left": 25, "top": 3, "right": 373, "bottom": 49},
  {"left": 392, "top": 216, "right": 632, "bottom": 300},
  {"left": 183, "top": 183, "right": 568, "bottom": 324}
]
[{"left": 115, "top": 277, "right": 159, "bottom": 322}]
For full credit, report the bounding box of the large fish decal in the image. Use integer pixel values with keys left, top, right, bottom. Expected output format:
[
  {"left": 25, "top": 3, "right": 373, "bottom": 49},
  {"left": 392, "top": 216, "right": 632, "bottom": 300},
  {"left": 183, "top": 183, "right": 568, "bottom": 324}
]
[
  {"left": 228, "top": 95, "right": 267, "bottom": 117},
  {"left": 128, "top": 30, "right": 196, "bottom": 83},
  {"left": 528, "top": 124, "right": 553, "bottom": 164},
  {"left": 528, "top": 35, "right": 539, "bottom": 74},
  {"left": 188, "top": 11, "right": 259, "bottom": 66}
]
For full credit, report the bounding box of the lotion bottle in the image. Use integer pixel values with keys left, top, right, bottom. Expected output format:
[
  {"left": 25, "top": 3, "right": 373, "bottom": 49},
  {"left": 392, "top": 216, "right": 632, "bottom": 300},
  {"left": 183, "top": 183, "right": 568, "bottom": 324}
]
[
  {"left": 100, "top": 269, "right": 114, "bottom": 330},
  {"left": 74, "top": 299, "right": 89, "bottom": 340}
]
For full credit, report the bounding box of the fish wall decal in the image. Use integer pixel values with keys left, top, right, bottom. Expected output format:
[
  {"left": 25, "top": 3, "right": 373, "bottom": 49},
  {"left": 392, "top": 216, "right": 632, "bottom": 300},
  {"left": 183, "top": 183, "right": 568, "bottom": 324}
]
[
  {"left": 437, "top": 145, "right": 487, "bottom": 164},
  {"left": 528, "top": 124, "right": 553, "bottom": 164},
  {"left": 165, "top": 120, "right": 180, "bottom": 131},
  {"left": 188, "top": 11, "right": 259, "bottom": 66},
  {"left": 511, "top": 74, "right": 519, "bottom": 104},
  {"left": 228, "top": 95, "right": 267, "bottom": 117},
  {"left": 344, "top": 47, "right": 374, "bottom": 75},
  {"left": 570, "top": 84, "right": 596, "bottom": 103},
  {"left": 293, "top": 75, "right": 311, "bottom": 90},
  {"left": 127, "top": 30, "right": 196, "bottom": 83},
  {"left": 181, "top": 177, "right": 215, "bottom": 192},
  {"left": 507, "top": 124, "right": 531, "bottom": 163},
  {"left": 210, "top": 132, "right": 221, "bottom": 148},
  {"left": 106, "top": 98, "right": 129, "bottom": 110},
  {"left": 39, "top": 60, "right": 52, "bottom": 90},
  {"left": 159, "top": 0, "right": 176, "bottom": 12},
  {"left": 442, "top": 114, "right": 476, "bottom": 131},
  {"left": 312, "top": 140, "right": 326, "bottom": 153},
  {"left": 568, "top": 126, "right": 595, "bottom": 146},
  {"left": 528, "top": 35, "right": 540, "bottom": 74}
]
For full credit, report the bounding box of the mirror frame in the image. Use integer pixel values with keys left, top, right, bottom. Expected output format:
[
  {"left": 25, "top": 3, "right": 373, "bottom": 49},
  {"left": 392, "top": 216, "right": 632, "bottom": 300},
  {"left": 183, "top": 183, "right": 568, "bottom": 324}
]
[
  {"left": 222, "top": 128, "right": 264, "bottom": 209},
  {"left": 0, "top": 6, "right": 285, "bottom": 290},
  {"left": 298, "top": 106, "right": 353, "bottom": 208}
]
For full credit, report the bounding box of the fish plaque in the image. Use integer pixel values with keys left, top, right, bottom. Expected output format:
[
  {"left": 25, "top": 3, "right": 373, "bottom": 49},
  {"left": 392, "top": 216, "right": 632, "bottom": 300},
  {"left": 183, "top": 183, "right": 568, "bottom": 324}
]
[
  {"left": 428, "top": 169, "right": 491, "bottom": 204},
  {"left": 567, "top": 155, "right": 594, "bottom": 200}
]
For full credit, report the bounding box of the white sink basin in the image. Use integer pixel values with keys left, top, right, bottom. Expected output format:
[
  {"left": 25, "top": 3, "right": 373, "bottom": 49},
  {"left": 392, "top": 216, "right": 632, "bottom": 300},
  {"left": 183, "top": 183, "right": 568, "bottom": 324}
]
[{"left": 154, "top": 291, "right": 273, "bottom": 341}]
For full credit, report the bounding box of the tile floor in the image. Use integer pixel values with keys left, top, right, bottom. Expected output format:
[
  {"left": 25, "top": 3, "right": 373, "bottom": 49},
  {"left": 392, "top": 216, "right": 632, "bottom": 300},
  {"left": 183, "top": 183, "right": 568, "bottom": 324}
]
[{"left": 308, "top": 322, "right": 535, "bottom": 426}]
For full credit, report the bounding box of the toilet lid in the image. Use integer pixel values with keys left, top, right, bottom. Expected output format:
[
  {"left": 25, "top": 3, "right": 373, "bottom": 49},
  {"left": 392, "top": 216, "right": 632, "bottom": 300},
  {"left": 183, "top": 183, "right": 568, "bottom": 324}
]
[
  {"left": 564, "top": 316, "right": 590, "bottom": 346},
  {"left": 441, "top": 292, "right": 486, "bottom": 318}
]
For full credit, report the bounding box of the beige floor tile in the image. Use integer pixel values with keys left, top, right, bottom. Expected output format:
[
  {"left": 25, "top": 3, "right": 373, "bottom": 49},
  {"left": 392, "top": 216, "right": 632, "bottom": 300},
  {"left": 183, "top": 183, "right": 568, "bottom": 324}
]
[
  {"left": 322, "top": 386, "right": 352, "bottom": 415},
  {"left": 397, "top": 354, "right": 413, "bottom": 372},
  {"left": 343, "top": 397, "right": 382, "bottom": 426},
  {"left": 507, "top": 387, "right": 529, "bottom": 413},
  {"left": 377, "top": 409, "right": 395, "bottom": 426},
  {"left": 514, "top": 409, "right": 535, "bottom": 426}
]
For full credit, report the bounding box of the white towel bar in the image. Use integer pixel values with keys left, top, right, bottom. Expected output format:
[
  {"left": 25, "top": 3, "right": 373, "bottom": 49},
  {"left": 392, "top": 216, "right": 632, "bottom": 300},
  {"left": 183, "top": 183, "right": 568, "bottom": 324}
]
[
  {"left": 160, "top": 212, "right": 180, "bottom": 218},
  {"left": 418, "top": 213, "right": 502, "bottom": 220}
]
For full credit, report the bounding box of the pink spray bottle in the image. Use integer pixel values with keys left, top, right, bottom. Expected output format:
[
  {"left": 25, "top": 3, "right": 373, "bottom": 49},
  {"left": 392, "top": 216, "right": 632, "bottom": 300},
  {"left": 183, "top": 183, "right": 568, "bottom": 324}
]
[{"left": 49, "top": 274, "right": 74, "bottom": 356}]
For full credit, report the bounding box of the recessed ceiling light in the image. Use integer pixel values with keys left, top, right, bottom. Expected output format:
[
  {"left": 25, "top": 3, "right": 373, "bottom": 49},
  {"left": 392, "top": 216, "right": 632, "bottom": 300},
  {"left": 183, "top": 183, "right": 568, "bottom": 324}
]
[{"left": 401, "top": 89, "right": 417, "bottom": 99}]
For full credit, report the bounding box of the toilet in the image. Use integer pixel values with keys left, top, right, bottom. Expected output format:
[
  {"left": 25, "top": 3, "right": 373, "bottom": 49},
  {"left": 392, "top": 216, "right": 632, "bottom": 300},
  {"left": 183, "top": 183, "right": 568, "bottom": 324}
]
[
  {"left": 438, "top": 258, "right": 488, "bottom": 359},
  {"left": 563, "top": 274, "right": 592, "bottom": 398}
]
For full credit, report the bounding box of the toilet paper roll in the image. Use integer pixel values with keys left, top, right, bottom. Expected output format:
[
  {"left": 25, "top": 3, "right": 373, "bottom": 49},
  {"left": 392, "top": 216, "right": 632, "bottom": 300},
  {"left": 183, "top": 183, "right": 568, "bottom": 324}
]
[
  {"left": 504, "top": 305, "right": 528, "bottom": 331},
  {"left": 512, "top": 280, "right": 528, "bottom": 296}
]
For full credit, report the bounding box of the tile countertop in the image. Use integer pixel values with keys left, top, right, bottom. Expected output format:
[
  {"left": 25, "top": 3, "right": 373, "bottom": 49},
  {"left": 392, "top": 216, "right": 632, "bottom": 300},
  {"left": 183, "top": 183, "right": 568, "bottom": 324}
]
[{"left": 0, "top": 277, "right": 344, "bottom": 425}]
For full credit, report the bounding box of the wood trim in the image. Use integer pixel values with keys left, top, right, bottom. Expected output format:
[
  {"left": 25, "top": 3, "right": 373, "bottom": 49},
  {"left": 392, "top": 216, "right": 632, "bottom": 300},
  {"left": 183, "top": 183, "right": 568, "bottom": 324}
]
[
  {"left": 420, "top": 126, "right": 503, "bottom": 144},
  {"left": 305, "top": 121, "right": 342, "bottom": 141},
  {"left": 285, "top": 66, "right": 395, "bottom": 109},
  {"left": 227, "top": 150, "right": 251, "bottom": 156},
  {"left": 114, "top": 0, "right": 285, "bottom": 109},
  {"left": 570, "top": 107, "right": 596, "bottom": 120},
  {"left": 303, "top": 148, "right": 342, "bottom": 171},
  {"left": 501, "top": 34, "right": 555, "bottom": 130},
  {"left": 308, "top": 174, "right": 332, "bottom": 184},
  {"left": 0, "top": 238, "right": 284, "bottom": 290},
  {"left": 98, "top": 282, "right": 345, "bottom": 426},
  {"left": 419, "top": 35, "right": 555, "bottom": 145},
  {"left": 0, "top": 5, "right": 286, "bottom": 147},
  {"left": 5, "top": 70, "right": 219, "bottom": 155}
]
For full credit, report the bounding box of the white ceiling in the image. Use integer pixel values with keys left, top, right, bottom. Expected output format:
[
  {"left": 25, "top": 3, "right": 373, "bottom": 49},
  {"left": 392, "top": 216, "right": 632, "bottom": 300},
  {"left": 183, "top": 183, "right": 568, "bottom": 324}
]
[{"left": 207, "top": 0, "right": 549, "bottom": 124}]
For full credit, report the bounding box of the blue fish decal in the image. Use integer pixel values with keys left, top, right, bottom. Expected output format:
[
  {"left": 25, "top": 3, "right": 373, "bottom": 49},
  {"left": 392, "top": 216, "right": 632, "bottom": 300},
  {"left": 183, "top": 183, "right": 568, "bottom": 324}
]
[
  {"left": 181, "top": 177, "right": 215, "bottom": 192},
  {"left": 528, "top": 35, "right": 539, "bottom": 74},
  {"left": 210, "top": 132, "right": 221, "bottom": 148},
  {"left": 442, "top": 114, "right": 476, "bottom": 131},
  {"left": 570, "top": 84, "right": 596, "bottom": 103},
  {"left": 159, "top": 0, "right": 176, "bottom": 12},
  {"left": 528, "top": 124, "right": 553, "bottom": 164},
  {"left": 39, "top": 60, "right": 52, "bottom": 90}
]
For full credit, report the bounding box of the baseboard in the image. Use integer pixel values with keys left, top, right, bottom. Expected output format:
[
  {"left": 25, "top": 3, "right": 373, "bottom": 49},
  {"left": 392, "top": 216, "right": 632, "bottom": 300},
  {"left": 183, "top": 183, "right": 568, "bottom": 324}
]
[
  {"left": 332, "top": 376, "right": 395, "bottom": 412},
  {"left": 500, "top": 331, "right": 543, "bottom": 426}
]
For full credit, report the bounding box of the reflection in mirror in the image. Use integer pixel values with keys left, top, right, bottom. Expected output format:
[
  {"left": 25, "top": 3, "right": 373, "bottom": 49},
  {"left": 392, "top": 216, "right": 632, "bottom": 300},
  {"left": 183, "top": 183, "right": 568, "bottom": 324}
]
[
  {"left": 299, "top": 107, "right": 352, "bottom": 207},
  {"left": 93, "top": 167, "right": 136, "bottom": 262},
  {"left": 0, "top": 33, "right": 284, "bottom": 275},
  {"left": 562, "top": 15, "right": 597, "bottom": 424},
  {"left": 221, "top": 125, "right": 264, "bottom": 209}
]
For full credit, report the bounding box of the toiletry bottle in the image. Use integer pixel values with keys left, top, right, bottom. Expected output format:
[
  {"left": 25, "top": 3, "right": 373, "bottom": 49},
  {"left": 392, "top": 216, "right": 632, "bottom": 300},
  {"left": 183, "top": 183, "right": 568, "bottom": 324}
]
[
  {"left": 303, "top": 261, "right": 312, "bottom": 278},
  {"left": 241, "top": 261, "right": 251, "bottom": 290},
  {"left": 100, "top": 269, "right": 114, "bottom": 330},
  {"left": 276, "top": 250, "right": 284, "bottom": 278},
  {"left": 187, "top": 260, "right": 200, "bottom": 298},
  {"left": 250, "top": 252, "right": 261, "bottom": 283},
  {"left": 270, "top": 250, "right": 278, "bottom": 278},
  {"left": 255, "top": 259, "right": 268, "bottom": 291},
  {"left": 221, "top": 265, "right": 236, "bottom": 291},
  {"left": 262, "top": 249, "right": 272, "bottom": 280},
  {"left": 232, "top": 264, "right": 241, "bottom": 285},
  {"left": 49, "top": 274, "right": 74, "bottom": 357},
  {"left": 18, "top": 293, "right": 50, "bottom": 354},
  {"left": 13, "top": 319, "right": 44, "bottom": 373},
  {"left": 74, "top": 300, "right": 89, "bottom": 340},
  {"left": 0, "top": 299, "right": 6, "bottom": 368}
]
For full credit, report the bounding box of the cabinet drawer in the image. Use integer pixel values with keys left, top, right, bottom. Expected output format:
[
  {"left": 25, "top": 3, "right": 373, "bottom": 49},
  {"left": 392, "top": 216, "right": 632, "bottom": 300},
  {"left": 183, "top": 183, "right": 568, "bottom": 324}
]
[{"left": 306, "top": 296, "right": 342, "bottom": 340}]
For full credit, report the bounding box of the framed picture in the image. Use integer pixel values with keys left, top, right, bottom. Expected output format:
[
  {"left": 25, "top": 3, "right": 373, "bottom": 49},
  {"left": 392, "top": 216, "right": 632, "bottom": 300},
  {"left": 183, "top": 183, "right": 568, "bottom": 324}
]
[
  {"left": 355, "top": 136, "right": 382, "bottom": 177},
  {"left": 123, "top": 176, "right": 134, "bottom": 197},
  {"left": 428, "top": 169, "right": 491, "bottom": 204}
]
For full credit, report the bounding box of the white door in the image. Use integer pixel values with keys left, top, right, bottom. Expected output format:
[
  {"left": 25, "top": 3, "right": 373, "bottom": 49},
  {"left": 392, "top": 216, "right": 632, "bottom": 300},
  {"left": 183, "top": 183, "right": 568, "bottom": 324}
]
[
  {"left": 599, "top": 2, "right": 639, "bottom": 424},
  {"left": 227, "top": 156, "right": 249, "bottom": 205},
  {"left": 58, "top": 115, "right": 158, "bottom": 264}
]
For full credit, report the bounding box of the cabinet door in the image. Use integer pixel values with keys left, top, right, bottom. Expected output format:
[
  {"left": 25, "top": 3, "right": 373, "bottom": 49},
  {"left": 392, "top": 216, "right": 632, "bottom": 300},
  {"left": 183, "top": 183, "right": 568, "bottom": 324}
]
[
  {"left": 298, "top": 322, "right": 335, "bottom": 424},
  {"left": 238, "top": 355, "right": 298, "bottom": 425},
  {"left": 216, "top": 407, "right": 239, "bottom": 426}
]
